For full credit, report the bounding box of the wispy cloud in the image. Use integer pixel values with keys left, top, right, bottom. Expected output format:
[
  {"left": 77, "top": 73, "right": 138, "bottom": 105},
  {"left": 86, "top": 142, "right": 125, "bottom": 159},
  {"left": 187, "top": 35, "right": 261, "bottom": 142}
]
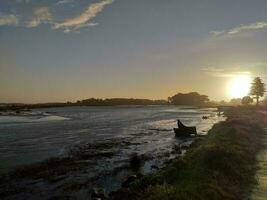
[
  {"left": 211, "top": 20, "right": 267, "bottom": 37},
  {"left": 26, "top": 7, "right": 52, "bottom": 28},
  {"left": 201, "top": 67, "right": 251, "bottom": 77},
  {"left": 209, "top": 30, "right": 225, "bottom": 37},
  {"left": 53, "top": 0, "right": 114, "bottom": 32},
  {"left": 0, "top": 13, "right": 19, "bottom": 26},
  {"left": 56, "top": 0, "right": 74, "bottom": 5},
  {"left": 0, "top": 0, "right": 114, "bottom": 33}
]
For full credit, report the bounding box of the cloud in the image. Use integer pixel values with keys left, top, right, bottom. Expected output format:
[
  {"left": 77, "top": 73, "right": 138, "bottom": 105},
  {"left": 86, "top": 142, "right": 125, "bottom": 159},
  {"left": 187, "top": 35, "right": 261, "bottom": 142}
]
[
  {"left": 211, "top": 20, "right": 267, "bottom": 37},
  {"left": 209, "top": 30, "right": 225, "bottom": 37},
  {"left": 53, "top": 0, "right": 114, "bottom": 32},
  {"left": 0, "top": 0, "right": 113, "bottom": 32},
  {"left": 56, "top": 0, "right": 74, "bottom": 5},
  {"left": 62, "top": 22, "right": 98, "bottom": 33},
  {"left": 0, "top": 13, "right": 19, "bottom": 26},
  {"left": 201, "top": 67, "right": 251, "bottom": 77},
  {"left": 27, "top": 7, "right": 52, "bottom": 28}
]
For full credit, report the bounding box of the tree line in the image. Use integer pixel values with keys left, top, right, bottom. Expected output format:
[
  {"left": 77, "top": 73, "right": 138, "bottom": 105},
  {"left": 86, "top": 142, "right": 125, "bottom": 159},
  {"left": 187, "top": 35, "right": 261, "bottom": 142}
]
[
  {"left": 1, "top": 77, "right": 266, "bottom": 111},
  {"left": 76, "top": 98, "right": 167, "bottom": 106}
]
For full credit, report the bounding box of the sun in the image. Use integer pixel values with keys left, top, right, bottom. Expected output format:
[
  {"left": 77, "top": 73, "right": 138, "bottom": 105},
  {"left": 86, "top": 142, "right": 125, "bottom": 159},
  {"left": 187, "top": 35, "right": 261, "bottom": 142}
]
[{"left": 228, "top": 75, "right": 251, "bottom": 98}]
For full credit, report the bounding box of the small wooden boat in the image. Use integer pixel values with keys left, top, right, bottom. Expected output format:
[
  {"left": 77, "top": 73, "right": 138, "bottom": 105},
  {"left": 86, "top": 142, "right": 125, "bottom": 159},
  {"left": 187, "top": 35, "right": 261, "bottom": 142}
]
[{"left": 174, "top": 120, "right": 197, "bottom": 137}]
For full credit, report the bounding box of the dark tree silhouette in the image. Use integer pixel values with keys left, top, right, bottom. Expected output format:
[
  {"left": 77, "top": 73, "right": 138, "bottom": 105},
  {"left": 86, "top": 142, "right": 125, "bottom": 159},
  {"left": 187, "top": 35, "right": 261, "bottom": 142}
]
[
  {"left": 78, "top": 98, "right": 167, "bottom": 106},
  {"left": 250, "top": 77, "right": 265, "bottom": 105},
  {"left": 169, "top": 92, "right": 209, "bottom": 106},
  {"left": 241, "top": 96, "right": 253, "bottom": 106}
]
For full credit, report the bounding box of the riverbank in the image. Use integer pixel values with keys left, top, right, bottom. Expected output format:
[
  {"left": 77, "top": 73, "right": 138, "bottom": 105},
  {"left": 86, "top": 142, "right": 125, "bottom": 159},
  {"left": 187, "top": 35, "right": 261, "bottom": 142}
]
[
  {"left": 250, "top": 127, "right": 267, "bottom": 200},
  {"left": 109, "top": 107, "right": 266, "bottom": 200}
]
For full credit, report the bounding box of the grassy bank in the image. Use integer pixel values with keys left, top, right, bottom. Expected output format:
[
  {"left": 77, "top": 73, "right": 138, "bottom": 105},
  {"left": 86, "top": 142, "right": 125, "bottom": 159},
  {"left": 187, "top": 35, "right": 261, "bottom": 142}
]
[{"left": 109, "top": 107, "right": 266, "bottom": 200}]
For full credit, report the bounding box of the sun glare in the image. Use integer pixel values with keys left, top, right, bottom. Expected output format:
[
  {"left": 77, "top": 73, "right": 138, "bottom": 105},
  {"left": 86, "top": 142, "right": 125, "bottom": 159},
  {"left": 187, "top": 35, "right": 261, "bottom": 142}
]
[{"left": 228, "top": 75, "right": 251, "bottom": 98}]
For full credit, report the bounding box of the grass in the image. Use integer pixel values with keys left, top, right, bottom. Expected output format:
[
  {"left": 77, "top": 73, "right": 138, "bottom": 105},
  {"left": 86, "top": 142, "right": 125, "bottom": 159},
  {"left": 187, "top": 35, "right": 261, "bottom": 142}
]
[{"left": 109, "top": 107, "right": 265, "bottom": 200}]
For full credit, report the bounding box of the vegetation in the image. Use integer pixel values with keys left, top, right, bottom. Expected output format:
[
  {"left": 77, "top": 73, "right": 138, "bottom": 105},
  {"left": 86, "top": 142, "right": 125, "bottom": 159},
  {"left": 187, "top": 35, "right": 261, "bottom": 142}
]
[
  {"left": 0, "top": 98, "right": 167, "bottom": 111},
  {"left": 250, "top": 77, "right": 265, "bottom": 105},
  {"left": 1, "top": 93, "right": 212, "bottom": 110},
  {"left": 168, "top": 92, "right": 209, "bottom": 106},
  {"left": 229, "top": 98, "right": 241, "bottom": 105},
  {"left": 241, "top": 96, "right": 253, "bottom": 105},
  {"left": 77, "top": 98, "right": 167, "bottom": 106},
  {"left": 109, "top": 107, "right": 265, "bottom": 200}
]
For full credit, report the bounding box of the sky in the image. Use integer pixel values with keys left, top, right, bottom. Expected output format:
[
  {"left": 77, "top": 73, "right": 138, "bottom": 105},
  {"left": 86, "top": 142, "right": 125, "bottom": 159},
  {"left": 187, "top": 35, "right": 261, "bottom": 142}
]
[{"left": 0, "top": 0, "right": 267, "bottom": 103}]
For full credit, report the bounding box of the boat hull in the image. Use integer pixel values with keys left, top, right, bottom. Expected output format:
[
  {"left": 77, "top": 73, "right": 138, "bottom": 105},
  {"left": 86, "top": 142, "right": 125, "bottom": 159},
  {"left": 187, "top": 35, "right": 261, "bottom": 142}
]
[{"left": 173, "top": 127, "right": 197, "bottom": 137}]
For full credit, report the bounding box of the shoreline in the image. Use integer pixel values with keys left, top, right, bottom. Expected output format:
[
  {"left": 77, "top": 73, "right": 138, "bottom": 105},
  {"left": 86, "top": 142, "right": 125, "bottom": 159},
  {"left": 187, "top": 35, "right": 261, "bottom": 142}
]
[
  {"left": 250, "top": 127, "right": 267, "bottom": 199},
  {"left": 108, "top": 107, "right": 266, "bottom": 200}
]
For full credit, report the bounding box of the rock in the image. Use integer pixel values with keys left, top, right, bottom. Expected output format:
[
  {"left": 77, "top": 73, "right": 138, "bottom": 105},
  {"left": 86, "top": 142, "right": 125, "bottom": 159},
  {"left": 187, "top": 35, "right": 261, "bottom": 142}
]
[
  {"left": 122, "top": 175, "right": 137, "bottom": 188},
  {"left": 91, "top": 188, "right": 107, "bottom": 200},
  {"left": 129, "top": 153, "right": 143, "bottom": 171},
  {"left": 180, "top": 145, "right": 189, "bottom": 151},
  {"left": 151, "top": 165, "right": 159, "bottom": 170},
  {"left": 108, "top": 191, "right": 117, "bottom": 197},
  {"left": 173, "top": 145, "right": 182, "bottom": 154}
]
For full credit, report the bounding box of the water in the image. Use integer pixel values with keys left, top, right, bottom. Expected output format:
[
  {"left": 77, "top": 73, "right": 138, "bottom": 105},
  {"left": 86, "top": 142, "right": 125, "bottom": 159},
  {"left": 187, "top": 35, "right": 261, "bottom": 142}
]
[{"left": 0, "top": 106, "right": 224, "bottom": 199}]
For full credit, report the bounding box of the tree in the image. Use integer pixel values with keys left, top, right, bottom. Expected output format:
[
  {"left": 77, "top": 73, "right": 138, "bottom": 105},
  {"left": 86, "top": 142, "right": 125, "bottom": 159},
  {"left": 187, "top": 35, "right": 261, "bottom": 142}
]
[
  {"left": 250, "top": 77, "right": 265, "bottom": 105},
  {"left": 229, "top": 98, "right": 242, "bottom": 105},
  {"left": 241, "top": 96, "right": 253, "bottom": 106},
  {"left": 169, "top": 92, "right": 209, "bottom": 106}
]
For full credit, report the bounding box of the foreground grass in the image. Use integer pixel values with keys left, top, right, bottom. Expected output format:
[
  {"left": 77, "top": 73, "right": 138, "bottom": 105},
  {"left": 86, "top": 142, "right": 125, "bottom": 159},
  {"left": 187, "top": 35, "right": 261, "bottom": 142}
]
[{"left": 109, "top": 107, "right": 265, "bottom": 200}]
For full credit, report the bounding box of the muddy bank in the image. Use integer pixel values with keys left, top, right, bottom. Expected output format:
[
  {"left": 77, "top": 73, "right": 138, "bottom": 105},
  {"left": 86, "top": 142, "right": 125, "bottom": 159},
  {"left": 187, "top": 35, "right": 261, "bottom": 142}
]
[{"left": 0, "top": 134, "right": 195, "bottom": 200}]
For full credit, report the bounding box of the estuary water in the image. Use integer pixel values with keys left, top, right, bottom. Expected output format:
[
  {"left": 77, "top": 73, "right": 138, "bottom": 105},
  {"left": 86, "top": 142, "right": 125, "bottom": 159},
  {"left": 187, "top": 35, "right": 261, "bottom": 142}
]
[{"left": 0, "top": 106, "right": 224, "bottom": 199}]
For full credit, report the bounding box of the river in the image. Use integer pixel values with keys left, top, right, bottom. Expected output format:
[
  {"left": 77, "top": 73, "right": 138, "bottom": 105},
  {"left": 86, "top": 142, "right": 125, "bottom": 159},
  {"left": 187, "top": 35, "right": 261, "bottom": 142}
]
[{"left": 0, "top": 105, "right": 224, "bottom": 199}]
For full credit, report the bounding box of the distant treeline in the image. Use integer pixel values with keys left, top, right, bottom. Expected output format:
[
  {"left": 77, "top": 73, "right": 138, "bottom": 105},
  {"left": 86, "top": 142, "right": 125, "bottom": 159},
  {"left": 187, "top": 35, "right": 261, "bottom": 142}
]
[
  {"left": 76, "top": 98, "right": 167, "bottom": 106},
  {"left": 5, "top": 91, "right": 260, "bottom": 111},
  {"left": 0, "top": 98, "right": 168, "bottom": 111}
]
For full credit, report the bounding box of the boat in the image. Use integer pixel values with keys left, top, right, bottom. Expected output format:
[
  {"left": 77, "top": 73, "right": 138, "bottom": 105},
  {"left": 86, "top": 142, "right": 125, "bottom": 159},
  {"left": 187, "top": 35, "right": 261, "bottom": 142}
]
[{"left": 173, "top": 120, "right": 197, "bottom": 137}]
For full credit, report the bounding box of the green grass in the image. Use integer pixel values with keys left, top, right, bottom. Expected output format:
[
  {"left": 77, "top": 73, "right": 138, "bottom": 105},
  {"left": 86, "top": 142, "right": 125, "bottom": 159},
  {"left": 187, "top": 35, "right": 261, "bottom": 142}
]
[{"left": 109, "top": 108, "right": 265, "bottom": 200}]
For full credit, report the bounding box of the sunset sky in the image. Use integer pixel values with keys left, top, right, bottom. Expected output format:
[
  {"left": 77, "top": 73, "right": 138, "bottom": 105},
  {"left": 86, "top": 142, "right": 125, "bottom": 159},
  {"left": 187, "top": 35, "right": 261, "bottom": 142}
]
[{"left": 1, "top": 0, "right": 267, "bottom": 103}]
